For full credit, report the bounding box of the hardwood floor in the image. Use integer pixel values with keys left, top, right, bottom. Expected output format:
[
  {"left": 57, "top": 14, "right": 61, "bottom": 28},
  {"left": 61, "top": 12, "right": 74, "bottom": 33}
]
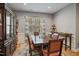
[
  {"left": 13, "top": 43, "right": 29, "bottom": 56},
  {"left": 62, "top": 48, "right": 79, "bottom": 56},
  {"left": 13, "top": 39, "right": 79, "bottom": 56}
]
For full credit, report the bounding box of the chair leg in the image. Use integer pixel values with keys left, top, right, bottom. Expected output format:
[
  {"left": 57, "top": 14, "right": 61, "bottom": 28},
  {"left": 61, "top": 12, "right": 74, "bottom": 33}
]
[
  {"left": 29, "top": 50, "right": 32, "bottom": 56},
  {"left": 59, "top": 53, "right": 61, "bottom": 56},
  {"left": 30, "top": 52, "right": 32, "bottom": 56}
]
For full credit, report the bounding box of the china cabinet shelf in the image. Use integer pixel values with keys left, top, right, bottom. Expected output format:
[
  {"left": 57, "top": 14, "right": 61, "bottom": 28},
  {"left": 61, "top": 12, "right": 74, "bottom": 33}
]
[{"left": 0, "top": 3, "right": 17, "bottom": 56}]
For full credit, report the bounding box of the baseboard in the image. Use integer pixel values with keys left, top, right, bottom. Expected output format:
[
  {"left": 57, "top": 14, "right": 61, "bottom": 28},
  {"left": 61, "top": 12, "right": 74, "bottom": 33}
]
[{"left": 71, "top": 49, "right": 79, "bottom": 52}]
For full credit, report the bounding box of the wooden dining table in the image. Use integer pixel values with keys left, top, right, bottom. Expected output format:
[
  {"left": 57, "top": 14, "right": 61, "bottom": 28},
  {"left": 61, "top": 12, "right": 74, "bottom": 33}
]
[{"left": 30, "top": 35, "right": 65, "bottom": 46}]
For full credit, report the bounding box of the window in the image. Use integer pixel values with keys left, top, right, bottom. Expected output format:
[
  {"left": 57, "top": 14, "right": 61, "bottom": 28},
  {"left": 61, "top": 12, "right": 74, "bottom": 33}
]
[{"left": 25, "top": 16, "right": 46, "bottom": 36}]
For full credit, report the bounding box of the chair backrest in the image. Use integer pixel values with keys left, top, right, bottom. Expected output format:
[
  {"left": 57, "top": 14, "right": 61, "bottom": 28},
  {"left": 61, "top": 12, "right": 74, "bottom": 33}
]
[
  {"left": 48, "top": 39, "right": 63, "bottom": 56},
  {"left": 52, "top": 32, "right": 59, "bottom": 40},
  {"left": 27, "top": 35, "right": 34, "bottom": 51},
  {"left": 44, "top": 35, "right": 50, "bottom": 43},
  {"left": 34, "top": 32, "right": 39, "bottom": 36}
]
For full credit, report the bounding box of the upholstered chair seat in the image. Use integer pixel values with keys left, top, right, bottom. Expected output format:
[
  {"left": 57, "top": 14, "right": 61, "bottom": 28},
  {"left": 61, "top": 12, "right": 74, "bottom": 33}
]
[
  {"left": 43, "top": 49, "right": 59, "bottom": 56},
  {"left": 42, "top": 40, "right": 63, "bottom": 56}
]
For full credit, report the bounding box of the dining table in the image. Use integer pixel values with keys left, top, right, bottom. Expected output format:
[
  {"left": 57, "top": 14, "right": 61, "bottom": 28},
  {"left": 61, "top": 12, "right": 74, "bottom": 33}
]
[{"left": 30, "top": 35, "right": 65, "bottom": 46}]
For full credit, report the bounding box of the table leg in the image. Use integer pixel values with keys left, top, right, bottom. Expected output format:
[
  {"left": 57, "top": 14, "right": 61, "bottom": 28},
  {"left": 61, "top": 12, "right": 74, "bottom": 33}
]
[
  {"left": 41, "top": 45, "right": 43, "bottom": 56},
  {"left": 65, "top": 37, "right": 67, "bottom": 51},
  {"left": 69, "top": 36, "right": 72, "bottom": 50},
  {"left": 35, "top": 36, "right": 36, "bottom": 42}
]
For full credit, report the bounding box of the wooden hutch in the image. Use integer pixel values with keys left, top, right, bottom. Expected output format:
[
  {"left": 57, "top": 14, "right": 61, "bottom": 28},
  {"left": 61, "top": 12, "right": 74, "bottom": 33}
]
[{"left": 0, "top": 3, "right": 17, "bottom": 56}]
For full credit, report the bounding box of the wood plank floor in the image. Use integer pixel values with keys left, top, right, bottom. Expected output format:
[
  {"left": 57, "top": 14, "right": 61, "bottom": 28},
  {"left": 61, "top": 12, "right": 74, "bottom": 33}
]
[
  {"left": 13, "top": 37, "right": 79, "bottom": 56},
  {"left": 62, "top": 48, "right": 79, "bottom": 56},
  {"left": 13, "top": 42, "right": 79, "bottom": 56}
]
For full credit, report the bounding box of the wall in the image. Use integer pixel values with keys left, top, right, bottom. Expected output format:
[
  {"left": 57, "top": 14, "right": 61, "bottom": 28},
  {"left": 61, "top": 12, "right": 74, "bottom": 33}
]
[
  {"left": 76, "top": 4, "right": 79, "bottom": 50},
  {"left": 53, "top": 4, "right": 76, "bottom": 51},
  {"left": 15, "top": 11, "right": 53, "bottom": 44}
]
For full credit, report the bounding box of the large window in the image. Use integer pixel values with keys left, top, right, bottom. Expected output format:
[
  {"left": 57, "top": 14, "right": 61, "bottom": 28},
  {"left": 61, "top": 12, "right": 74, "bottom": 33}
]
[{"left": 25, "top": 16, "right": 46, "bottom": 36}]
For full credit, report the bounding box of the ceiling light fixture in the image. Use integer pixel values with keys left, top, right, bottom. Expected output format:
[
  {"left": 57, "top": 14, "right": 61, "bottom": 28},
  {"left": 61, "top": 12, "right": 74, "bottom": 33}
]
[
  {"left": 48, "top": 6, "right": 51, "bottom": 9},
  {"left": 24, "top": 3, "right": 27, "bottom": 5}
]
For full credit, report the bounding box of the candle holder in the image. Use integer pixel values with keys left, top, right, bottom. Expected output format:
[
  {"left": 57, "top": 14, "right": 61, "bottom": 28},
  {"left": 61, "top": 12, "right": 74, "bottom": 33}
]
[{"left": 51, "top": 24, "right": 56, "bottom": 33}]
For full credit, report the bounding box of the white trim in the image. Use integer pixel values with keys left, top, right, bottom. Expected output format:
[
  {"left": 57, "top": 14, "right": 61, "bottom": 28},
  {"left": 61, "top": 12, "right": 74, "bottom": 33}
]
[{"left": 72, "top": 49, "right": 79, "bottom": 52}]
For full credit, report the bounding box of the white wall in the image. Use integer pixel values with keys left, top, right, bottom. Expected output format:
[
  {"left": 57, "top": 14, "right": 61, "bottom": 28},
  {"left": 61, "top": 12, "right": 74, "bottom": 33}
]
[
  {"left": 54, "top": 4, "right": 76, "bottom": 33},
  {"left": 15, "top": 11, "right": 54, "bottom": 44},
  {"left": 53, "top": 4, "right": 76, "bottom": 51},
  {"left": 76, "top": 4, "right": 79, "bottom": 50}
]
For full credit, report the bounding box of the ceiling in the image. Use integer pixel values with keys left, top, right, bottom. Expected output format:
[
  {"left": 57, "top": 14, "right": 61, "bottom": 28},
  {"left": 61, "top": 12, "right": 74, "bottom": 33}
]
[{"left": 7, "top": 3, "right": 70, "bottom": 14}]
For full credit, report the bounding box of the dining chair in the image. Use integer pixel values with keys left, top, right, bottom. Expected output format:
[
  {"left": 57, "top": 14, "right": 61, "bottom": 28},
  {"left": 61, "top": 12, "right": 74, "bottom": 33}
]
[
  {"left": 51, "top": 32, "right": 59, "bottom": 40},
  {"left": 34, "top": 32, "right": 39, "bottom": 36},
  {"left": 34, "top": 32, "right": 39, "bottom": 41},
  {"left": 27, "top": 35, "right": 41, "bottom": 56},
  {"left": 42, "top": 39, "right": 63, "bottom": 56}
]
